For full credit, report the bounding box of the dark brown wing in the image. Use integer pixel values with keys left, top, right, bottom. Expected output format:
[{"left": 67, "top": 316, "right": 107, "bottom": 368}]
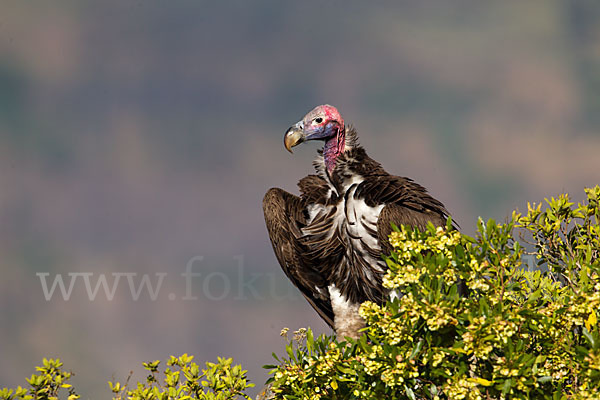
[
  {"left": 262, "top": 187, "right": 334, "bottom": 328},
  {"left": 298, "top": 174, "right": 331, "bottom": 205},
  {"left": 354, "top": 175, "right": 454, "bottom": 255}
]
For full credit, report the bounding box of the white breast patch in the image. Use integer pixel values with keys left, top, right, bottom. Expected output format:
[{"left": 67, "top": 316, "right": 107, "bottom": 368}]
[
  {"left": 344, "top": 185, "right": 385, "bottom": 273},
  {"left": 328, "top": 285, "right": 365, "bottom": 339}
]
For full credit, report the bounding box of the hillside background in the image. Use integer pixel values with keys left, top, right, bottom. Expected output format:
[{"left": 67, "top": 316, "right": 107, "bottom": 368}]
[{"left": 1, "top": 1, "right": 599, "bottom": 398}]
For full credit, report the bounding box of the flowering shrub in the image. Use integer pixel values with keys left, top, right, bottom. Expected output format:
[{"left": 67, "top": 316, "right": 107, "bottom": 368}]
[
  {"left": 2, "top": 187, "right": 599, "bottom": 399},
  {"left": 266, "top": 187, "right": 600, "bottom": 399},
  {"left": 110, "top": 354, "right": 254, "bottom": 400},
  {"left": 0, "top": 358, "right": 79, "bottom": 400},
  {"left": 0, "top": 355, "right": 253, "bottom": 400}
]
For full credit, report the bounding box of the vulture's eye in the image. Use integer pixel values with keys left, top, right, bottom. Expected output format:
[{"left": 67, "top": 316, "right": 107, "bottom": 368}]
[{"left": 315, "top": 117, "right": 323, "bottom": 124}]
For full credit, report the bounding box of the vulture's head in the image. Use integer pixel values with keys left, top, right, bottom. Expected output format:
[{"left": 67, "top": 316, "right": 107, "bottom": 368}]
[{"left": 284, "top": 105, "right": 345, "bottom": 154}]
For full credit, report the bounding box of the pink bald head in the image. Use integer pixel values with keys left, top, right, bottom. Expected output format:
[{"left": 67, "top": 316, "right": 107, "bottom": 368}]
[
  {"left": 302, "top": 104, "right": 344, "bottom": 130},
  {"left": 318, "top": 104, "right": 344, "bottom": 127},
  {"left": 284, "top": 104, "right": 347, "bottom": 172}
]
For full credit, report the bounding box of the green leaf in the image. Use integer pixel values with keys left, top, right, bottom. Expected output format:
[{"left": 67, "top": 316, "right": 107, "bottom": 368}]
[
  {"left": 404, "top": 385, "right": 416, "bottom": 400},
  {"left": 582, "top": 327, "right": 596, "bottom": 348}
]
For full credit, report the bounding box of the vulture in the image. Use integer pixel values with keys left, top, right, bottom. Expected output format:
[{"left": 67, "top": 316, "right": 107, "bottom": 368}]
[{"left": 263, "top": 105, "right": 455, "bottom": 339}]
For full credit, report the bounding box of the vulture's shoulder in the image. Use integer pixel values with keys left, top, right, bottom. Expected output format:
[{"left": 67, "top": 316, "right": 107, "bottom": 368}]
[
  {"left": 298, "top": 174, "right": 331, "bottom": 205},
  {"left": 355, "top": 174, "right": 448, "bottom": 215},
  {"left": 354, "top": 173, "right": 454, "bottom": 254}
]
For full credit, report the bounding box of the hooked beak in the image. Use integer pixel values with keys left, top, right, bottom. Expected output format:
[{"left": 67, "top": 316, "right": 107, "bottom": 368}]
[{"left": 283, "top": 122, "right": 305, "bottom": 153}]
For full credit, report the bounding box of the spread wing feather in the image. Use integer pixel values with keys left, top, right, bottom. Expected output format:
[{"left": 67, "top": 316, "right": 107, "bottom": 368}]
[
  {"left": 262, "top": 187, "right": 335, "bottom": 328},
  {"left": 354, "top": 175, "right": 454, "bottom": 255}
]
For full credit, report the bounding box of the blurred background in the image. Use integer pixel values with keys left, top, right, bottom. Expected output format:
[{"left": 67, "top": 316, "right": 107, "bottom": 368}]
[{"left": 1, "top": 0, "right": 599, "bottom": 397}]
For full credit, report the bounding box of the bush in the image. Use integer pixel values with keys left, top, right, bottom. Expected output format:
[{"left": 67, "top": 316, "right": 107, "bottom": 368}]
[
  {"left": 0, "top": 355, "right": 253, "bottom": 400},
  {"left": 0, "top": 358, "right": 79, "bottom": 400},
  {"left": 2, "top": 187, "right": 599, "bottom": 399},
  {"left": 266, "top": 186, "right": 600, "bottom": 399}
]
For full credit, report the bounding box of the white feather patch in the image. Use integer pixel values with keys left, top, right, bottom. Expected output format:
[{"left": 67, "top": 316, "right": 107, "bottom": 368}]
[
  {"left": 306, "top": 203, "right": 326, "bottom": 224},
  {"left": 328, "top": 285, "right": 365, "bottom": 339},
  {"left": 344, "top": 185, "right": 385, "bottom": 273}
]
